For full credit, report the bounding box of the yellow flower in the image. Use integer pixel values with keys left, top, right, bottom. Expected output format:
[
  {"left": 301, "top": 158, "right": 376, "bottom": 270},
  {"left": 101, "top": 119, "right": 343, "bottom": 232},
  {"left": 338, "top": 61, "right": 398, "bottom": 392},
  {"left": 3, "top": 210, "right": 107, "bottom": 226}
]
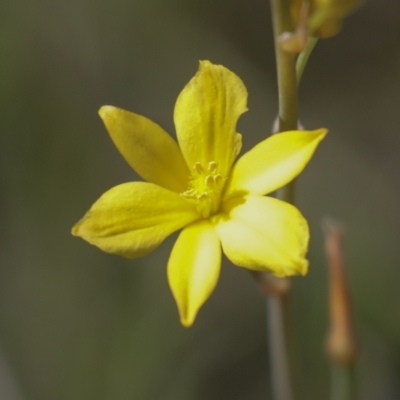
[
  {"left": 72, "top": 61, "right": 326, "bottom": 327},
  {"left": 291, "top": 0, "right": 362, "bottom": 38}
]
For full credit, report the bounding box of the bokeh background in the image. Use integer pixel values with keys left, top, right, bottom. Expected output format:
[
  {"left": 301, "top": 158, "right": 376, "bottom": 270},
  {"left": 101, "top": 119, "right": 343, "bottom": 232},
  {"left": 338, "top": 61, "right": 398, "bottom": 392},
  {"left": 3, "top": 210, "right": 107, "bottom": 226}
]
[{"left": 1, "top": 0, "right": 400, "bottom": 399}]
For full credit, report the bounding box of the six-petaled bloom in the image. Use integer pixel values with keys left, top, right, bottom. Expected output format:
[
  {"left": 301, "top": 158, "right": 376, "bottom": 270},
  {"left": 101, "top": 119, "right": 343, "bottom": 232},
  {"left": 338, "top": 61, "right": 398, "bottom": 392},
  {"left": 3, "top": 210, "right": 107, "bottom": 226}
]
[{"left": 72, "top": 61, "right": 326, "bottom": 327}]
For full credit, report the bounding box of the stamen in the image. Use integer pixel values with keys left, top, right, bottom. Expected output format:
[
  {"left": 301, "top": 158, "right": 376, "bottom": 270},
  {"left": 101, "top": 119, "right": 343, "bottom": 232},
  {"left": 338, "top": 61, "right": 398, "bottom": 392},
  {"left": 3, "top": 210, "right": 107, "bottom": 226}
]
[
  {"left": 208, "top": 161, "right": 218, "bottom": 172},
  {"left": 193, "top": 162, "right": 204, "bottom": 174},
  {"left": 183, "top": 161, "right": 226, "bottom": 218},
  {"left": 213, "top": 175, "right": 223, "bottom": 185},
  {"left": 205, "top": 175, "right": 214, "bottom": 187}
]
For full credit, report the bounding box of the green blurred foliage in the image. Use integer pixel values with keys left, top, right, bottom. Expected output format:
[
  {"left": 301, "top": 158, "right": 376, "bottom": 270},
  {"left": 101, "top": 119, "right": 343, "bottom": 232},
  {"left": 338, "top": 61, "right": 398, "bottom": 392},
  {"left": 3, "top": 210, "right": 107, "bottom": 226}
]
[{"left": 0, "top": 0, "right": 399, "bottom": 399}]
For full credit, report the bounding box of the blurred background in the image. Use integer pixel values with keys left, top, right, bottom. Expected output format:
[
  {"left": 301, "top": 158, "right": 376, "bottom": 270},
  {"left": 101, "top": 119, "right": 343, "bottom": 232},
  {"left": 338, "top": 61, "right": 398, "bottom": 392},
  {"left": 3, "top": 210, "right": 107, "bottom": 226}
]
[{"left": 1, "top": 0, "right": 400, "bottom": 399}]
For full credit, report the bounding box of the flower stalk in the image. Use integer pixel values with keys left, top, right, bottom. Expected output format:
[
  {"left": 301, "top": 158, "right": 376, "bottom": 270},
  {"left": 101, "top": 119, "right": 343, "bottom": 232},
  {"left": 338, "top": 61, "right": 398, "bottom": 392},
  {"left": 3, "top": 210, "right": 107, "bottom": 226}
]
[
  {"left": 255, "top": 272, "right": 299, "bottom": 400},
  {"left": 271, "top": 0, "right": 298, "bottom": 134},
  {"left": 296, "top": 37, "right": 319, "bottom": 85},
  {"left": 267, "top": 1, "right": 302, "bottom": 400}
]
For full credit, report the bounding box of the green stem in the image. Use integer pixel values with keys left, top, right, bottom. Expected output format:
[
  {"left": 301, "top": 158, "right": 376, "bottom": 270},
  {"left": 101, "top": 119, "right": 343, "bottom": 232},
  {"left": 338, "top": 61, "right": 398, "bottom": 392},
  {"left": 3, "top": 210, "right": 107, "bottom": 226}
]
[
  {"left": 267, "top": 2, "right": 300, "bottom": 400},
  {"left": 267, "top": 289, "right": 301, "bottom": 400},
  {"left": 296, "top": 37, "right": 318, "bottom": 85},
  {"left": 330, "top": 364, "right": 356, "bottom": 400},
  {"left": 270, "top": 0, "right": 298, "bottom": 134}
]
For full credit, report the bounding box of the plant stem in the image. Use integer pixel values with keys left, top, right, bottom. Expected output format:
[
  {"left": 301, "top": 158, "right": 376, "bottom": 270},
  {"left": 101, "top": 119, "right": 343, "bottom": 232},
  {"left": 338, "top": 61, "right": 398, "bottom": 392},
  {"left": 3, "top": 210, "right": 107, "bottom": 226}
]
[
  {"left": 330, "top": 364, "right": 356, "bottom": 400},
  {"left": 267, "top": 1, "right": 300, "bottom": 400},
  {"left": 267, "top": 286, "right": 298, "bottom": 400},
  {"left": 296, "top": 37, "right": 318, "bottom": 85},
  {"left": 251, "top": 271, "right": 299, "bottom": 400},
  {"left": 270, "top": 0, "right": 298, "bottom": 133}
]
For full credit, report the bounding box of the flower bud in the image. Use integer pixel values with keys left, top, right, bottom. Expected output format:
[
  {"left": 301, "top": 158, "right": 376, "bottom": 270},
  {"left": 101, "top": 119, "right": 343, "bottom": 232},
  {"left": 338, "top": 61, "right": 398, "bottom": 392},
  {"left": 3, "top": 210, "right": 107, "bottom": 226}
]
[
  {"left": 323, "top": 219, "right": 357, "bottom": 365},
  {"left": 291, "top": 0, "right": 363, "bottom": 39}
]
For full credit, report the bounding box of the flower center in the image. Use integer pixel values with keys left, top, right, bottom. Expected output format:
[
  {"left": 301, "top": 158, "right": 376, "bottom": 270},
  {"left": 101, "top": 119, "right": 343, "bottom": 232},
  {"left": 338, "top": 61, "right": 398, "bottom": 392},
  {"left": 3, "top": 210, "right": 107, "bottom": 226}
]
[{"left": 181, "top": 161, "right": 225, "bottom": 218}]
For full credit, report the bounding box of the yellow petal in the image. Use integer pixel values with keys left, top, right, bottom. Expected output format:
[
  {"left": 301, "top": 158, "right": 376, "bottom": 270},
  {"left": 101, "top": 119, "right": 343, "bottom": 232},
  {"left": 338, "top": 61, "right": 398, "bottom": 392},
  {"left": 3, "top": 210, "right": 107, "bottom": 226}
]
[
  {"left": 224, "top": 129, "right": 326, "bottom": 199},
  {"left": 72, "top": 182, "right": 199, "bottom": 258},
  {"left": 99, "top": 106, "right": 190, "bottom": 193},
  {"left": 214, "top": 195, "right": 309, "bottom": 277},
  {"left": 167, "top": 220, "right": 221, "bottom": 327},
  {"left": 174, "top": 61, "right": 247, "bottom": 179}
]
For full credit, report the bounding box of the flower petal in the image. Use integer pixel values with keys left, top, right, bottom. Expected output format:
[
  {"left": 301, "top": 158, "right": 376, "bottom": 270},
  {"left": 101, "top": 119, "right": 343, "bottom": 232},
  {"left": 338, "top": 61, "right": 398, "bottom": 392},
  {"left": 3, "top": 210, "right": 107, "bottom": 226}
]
[
  {"left": 168, "top": 220, "right": 221, "bottom": 327},
  {"left": 174, "top": 61, "right": 248, "bottom": 179},
  {"left": 214, "top": 195, "right": 309, "bottom": 277},
  {"left": 99, "top": 106, "right": 190, "bottom": 193},
  {"left": 224, "top": 129, "right": 327, "bottom": 198},
  {"left": 72, "top": 182, "right": 199, "bottom": 258}
]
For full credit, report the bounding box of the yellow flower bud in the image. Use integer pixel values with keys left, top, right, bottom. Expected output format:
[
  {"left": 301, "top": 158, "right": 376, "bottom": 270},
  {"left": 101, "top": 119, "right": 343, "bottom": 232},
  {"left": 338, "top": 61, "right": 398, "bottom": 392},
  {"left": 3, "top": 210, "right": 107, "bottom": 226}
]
[{"left": 291, "top": 0, "right": 363, "bottom": 38}]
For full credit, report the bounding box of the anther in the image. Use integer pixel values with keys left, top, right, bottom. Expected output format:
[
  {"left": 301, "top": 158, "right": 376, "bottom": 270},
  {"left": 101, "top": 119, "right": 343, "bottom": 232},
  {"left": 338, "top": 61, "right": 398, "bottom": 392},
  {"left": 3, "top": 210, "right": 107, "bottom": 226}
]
[
  {"left": 205, "top": 175, "right": 214, "bottom": 187},
  {"left": 193, "top": 163, "right": 204, "bottom": 174},
  {"left": 214, "top": 175, "right": 223, "bottom": 185},
  {"left": 208, "top": 161, "right": 218, "bottom": 172}
]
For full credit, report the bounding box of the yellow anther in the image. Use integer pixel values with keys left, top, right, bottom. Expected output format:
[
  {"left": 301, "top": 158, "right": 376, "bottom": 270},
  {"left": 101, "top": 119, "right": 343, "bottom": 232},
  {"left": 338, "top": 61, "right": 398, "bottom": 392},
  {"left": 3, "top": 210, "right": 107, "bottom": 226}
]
[
  {"left": 213, "top": 175, "right": 223, "bottom": 185},
  {"left": 205, "top": 175, "right": 214, "bottom": 187},
  {"left": 193, "top": 162, "right": 204, "bottom": 174},
  {"left": 208, "top": 161, "right": 218, "bottom": 172}
]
